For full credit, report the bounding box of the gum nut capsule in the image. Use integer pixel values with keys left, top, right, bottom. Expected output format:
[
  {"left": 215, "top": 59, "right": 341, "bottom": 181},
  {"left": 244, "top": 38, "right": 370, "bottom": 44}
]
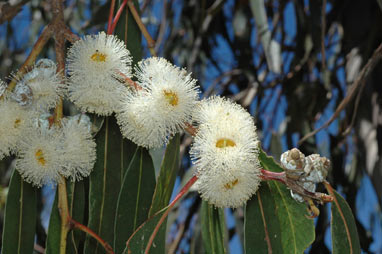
[{"left": 280, "top": 148, "right": 305, "bottom": 178}]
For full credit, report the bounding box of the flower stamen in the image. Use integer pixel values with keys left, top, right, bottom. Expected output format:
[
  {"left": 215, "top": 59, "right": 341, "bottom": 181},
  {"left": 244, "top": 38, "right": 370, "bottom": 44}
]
[
  {"left": 14, "top": 119, "right": 21, "bottom": 128},
  {"left": 90, "top": 50, "right": 107, "bottom": 62},
  {"left": 216, "top": 138, "right": 236, "bottom": 148},
  {"left": 224, "top": 179, "right": 239, "bottom": 190},
  {"left": 163, "top": 90, "right": 179, "bottom": 106},
  {"left": 35, "top": 149, "right": 46, "bottom": 166}
]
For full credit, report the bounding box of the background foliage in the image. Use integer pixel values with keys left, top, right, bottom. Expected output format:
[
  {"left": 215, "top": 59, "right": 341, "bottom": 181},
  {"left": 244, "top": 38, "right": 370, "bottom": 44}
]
[{"left": 0, "top": 0, "right": 382, "bottom": 253}]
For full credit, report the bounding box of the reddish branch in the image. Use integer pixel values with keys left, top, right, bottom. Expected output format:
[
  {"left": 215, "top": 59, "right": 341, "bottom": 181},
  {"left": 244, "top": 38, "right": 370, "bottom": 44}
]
[
  {"left": 136, "top": 175, "right": 198, "bottom": 254},
  {"left": 260, "top": 169, "right": 334, "bottom": 203},
  {"left": 107, "top": 0, "right": 116, "bottom": 34},
  {"left": 110, "top": 0, "right": 128, "bottom": 34},
  {"left": 70, "top": 219, "right": 114, "bottom": 254}
]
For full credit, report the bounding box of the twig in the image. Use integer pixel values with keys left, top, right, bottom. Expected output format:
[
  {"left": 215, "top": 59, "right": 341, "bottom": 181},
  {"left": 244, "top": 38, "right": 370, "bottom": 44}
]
[
  {"left": 260, "top": 169, "right": 286, "bottom": 184},
  {"left": 127, "top": 0, "right": 157, "bottom": 56},
  {"left": 299, "top": 42, "right": 382, "bottom": 145},
  {"left": 168, "top": 223, "right": 185, "bottom": 254},
  {"left": 187, "top": 0, "right": 224, "bottom": 71},
  {"left": 110, "top": 0, "right": 128, "bottom": 34},
  {"left": 33, "top": 243, "right": 45, "bottom": 254},
  {"left": 184, "top": 123, "right": 197, "bottom": 136},
  {"left": 117, "top": 71, "right": 141, "bottom": 90},
  {"left": 107, "top": 0, "right": 116, "bottom": 34},
  {"left": 0, "top": 0, "right": 30, "bottom": 24},
  {"left": 57, "top": 179, "right": 71, "bottom": 254},
  {"left": 342, "top": 80, "right": 366, "bottom": 136},
  {"left": 144, "top": 175, "right": 198, "bottom": 254},
  {"left": 63, "top": 26, "right": 80, "bottom": 43},
  {"left": 71, "top": 219, "right": 114, "bottom": 254},
  {"left": 260, "top": 169, "right": 333, "bottom": 203},
  {"left": 4, "top": 25, "right": 53, "bottom": 94}
]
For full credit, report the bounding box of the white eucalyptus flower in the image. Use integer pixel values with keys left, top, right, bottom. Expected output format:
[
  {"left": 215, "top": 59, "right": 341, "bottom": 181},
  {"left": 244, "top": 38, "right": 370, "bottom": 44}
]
[
  {"left": 15, "top": 127, "right": 62, "bottom": 187},
  {"left": 116, "top": 90, "right": 166, "bottom": 148},
  {"left": 0, "top": 99, "right": 36, "bottom": 159},
  {"left": 15, "top": 59, "right": 64, "bottom": 111},
  {"left": 59, "top": 117, "right": 96, "bottom": 181},
  {"left": 116, "top": 57, "right": 200, "bottom": 148},
  {"left": 66, "top": 32, "right": 132, "bottom": 115},
  {"left": 190, "top": 96, "right": 261, "bottom": 208}
]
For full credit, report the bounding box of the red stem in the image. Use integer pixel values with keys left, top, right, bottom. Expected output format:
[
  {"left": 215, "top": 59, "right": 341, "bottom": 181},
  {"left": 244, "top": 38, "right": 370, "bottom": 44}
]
[
  {"left": 107, "top": 0, "right": 116, "bottom": 34},
  {"left": 144, "top": 175, "right": 198, "bottom": 254},
  {"left": 260, "top": 169, "right": 286, "bottom": 184},
  {"left": 71, "top": 218, "right": 114, "bottom": 254},
  {"left": 110, "top": 0, "right": 128, "bottom": 34},
  {"left": 117, "top": 71, "right": 142, "bottom": 90},
  {"left": 185, "top": 123, "right": 197, "bottom": 136}
]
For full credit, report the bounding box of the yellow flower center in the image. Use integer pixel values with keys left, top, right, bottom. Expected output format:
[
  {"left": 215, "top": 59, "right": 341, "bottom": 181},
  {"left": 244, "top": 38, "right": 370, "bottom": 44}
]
[
  {"left": 35, "top": 149, "right": 46, "bottom": 166},
  {"left": 224, "top": 179, "right": 239, "bottom": 190},
  {"left": 216, "top": 138, "right": 236, "bottom": 148},
  {"left": 90, "top": 50, "right": 107, "bottom": 62},
  {"left": 14, "top": 118, "right": 21, "bottom": 128},
  {"left": 163, "top": 90, "right": 179, "bottom": 106}
]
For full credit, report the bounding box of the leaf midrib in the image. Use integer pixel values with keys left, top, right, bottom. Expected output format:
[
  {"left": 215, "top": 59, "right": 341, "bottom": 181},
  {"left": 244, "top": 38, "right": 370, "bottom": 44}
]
[
  {"left": 17, "top": 180, "right": 24, "bottom": 254},
  {"left": 272, "top": 181, "right": 297, "bottom": 253},
  {"left": 96, "top": 118, "right": 109, "bottom": 254},
  {"left": 133, "top": 149, "right": 143, "bottom": 230}
]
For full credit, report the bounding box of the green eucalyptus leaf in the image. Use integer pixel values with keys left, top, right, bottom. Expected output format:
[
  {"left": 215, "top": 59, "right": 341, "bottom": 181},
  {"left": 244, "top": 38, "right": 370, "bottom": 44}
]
[
  {"left": 259, "top": 149, "right": 315, "bottom": 253},
  {"left": 201, "top": 201, "right": 226, "bottom": 254},
  {"left": 244, "top": 184, "right": 283, "bottom": 254},
  {"left": 45, "top": 190, "right": 60, "bottom": 254},
  {"left": 84, "top": 116, "right": 137, "bottom": 254},
  {"left": 122, "top": 135, "right": 181, "bottom": 254},
  {"left": 147, "top": 134, "right": 180, "bottom": 254},
  {"left": 1, "top": 170, "right": 37, "bottom": 254},
  {"left": 114, "top": 0, "right": 142, "bottom": 65},
  {"left": 149, "top": 134, "right": 180, "bottom": 216},
  {"left": 123, "top": 210, "right": 167, "bottom": 254},
  {"left": 330, "top": 188, "right": 361, "bottom": 254},
  {"left": 85, "top": 0, "right": 142, "bottom": 252},
  {"left": 114, "top": 148, "right": 156, "bottom": 254}
]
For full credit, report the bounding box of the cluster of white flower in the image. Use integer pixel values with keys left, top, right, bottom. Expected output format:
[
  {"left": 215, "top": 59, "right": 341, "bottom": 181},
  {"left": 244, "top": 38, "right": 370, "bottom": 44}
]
[
  {"left": 1, "top": 32, "right": 263, "bottom": 208},
  {"left": 15, "top": 116, "right": 96, "bottom": 187},
  {"left": 0, "top": 59, "right": 96, "bottom": 187}
]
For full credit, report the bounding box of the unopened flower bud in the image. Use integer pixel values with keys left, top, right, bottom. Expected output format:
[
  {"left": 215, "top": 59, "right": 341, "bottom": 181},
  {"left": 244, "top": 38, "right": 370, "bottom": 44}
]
[
  {"left": 35, "top": 59, "right": 56, "bottom": 77},
  {"left": 304, "top": 154, "right": 330, "bottom": 183},
  {"left": 12, "top": 81, "right": 33, "bottom": 106},
  {"left": 281, "top": 148, "right": 305, "bottom": 179}
]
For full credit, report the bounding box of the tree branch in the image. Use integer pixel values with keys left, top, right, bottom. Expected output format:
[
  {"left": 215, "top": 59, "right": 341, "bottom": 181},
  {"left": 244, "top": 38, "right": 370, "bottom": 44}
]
[{"left": 299, "top": 42, "right": 382, "bottom": 145}]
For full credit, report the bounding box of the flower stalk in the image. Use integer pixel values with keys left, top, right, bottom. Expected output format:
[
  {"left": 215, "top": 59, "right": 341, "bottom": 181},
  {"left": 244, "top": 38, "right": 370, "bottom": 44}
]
[
  {"left": 260, "top": 169, "right": 334, "bottom": 204},
  {"left": 57, "top": 179, "right": 70, "bottom": 254},
  {"left": 70, "top": 219, "right": 114, "bottom": 254}
]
